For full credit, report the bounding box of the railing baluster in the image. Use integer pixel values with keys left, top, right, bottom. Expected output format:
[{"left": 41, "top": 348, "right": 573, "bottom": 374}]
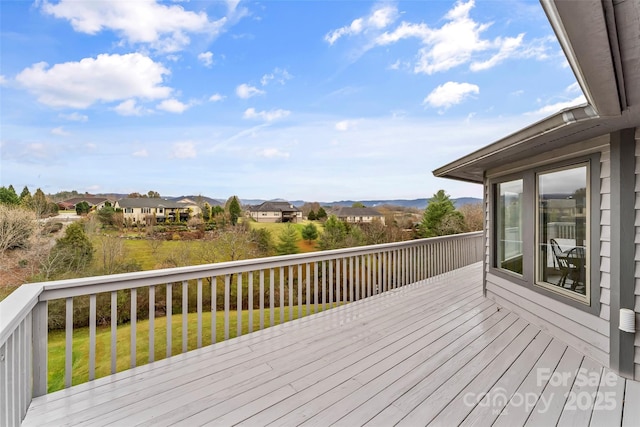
[
  {"left": 224, "top": 275, "right": 230, "bottom": 340},
  {"left": 0, "top": 343, "right": 6, "bottom": 426},
  {"left": 280, "top": 267, "right": 285, "bottom": 323},
  {"left": 322, "top": 261, "right": 327, "bottom": 310},
  {"left": 248, "top": 273, "right": 254, "bottom": 333},
  {"left": 237, "top": 272, "right": 243, "bottom": 337},
  {"left": 197, "top": 279, "right": 202, "bottom": 348},
  {"left": 313, "top": 262, "right": 318, "bottom": 313},
  {"left": 181, "top": 281, "right": 187, "bottom": 353},
  {"left": 297, "top": 264, "right": 302, "bottom": 317},
  {"left": 259, "top": 270, "right": 264, "bottom": 330},
  {"left": 349, "top": 257, "right": 354, "bottom": 302},
  {"left": 65, "top": 297, "right": 73, "bottom": 388},
  {"left": 342, "top": 258, "right": 347, "bottom": 304},
  {"left": 355, "top": 256, "right": 360, "bottom": 301},
  {"left": 329, "top": 260, "right": 334, "bottom": 308},
  {"left": 211, "top": 276, "right": 217, "bottom": 344},
  {"left": 288, "top": 266, "right": 293, "bottom": 320},
  {"left": 335, "top": 259, "right": 340, "bottom": 304},
  {"left": 166, "top": 283, "right": 172, "bottom": 358},
  {"left": 89, "top": 294, "right": 96, "bottom": 381},
  {"left": 131, "top": 288, "right": 137, "bottom": 368},
  {"left": 269, "top": 269, "right": 275, "bottom": 327},
  {"left": 305, "top": 263, "right": 311, "bottom": 315},
  {"left": 149, "top": 285, "right": 155, "bottom": 362},
  {"left": 111, "top": 291, "right": 117, "bottom": 374}
]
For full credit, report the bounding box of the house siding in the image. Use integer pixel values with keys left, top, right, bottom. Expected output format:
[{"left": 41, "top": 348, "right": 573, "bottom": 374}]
[
  {"left": 484, "top": 143, "right": 610, "bottom": 367},
  {"left": 635, "top": 129, "right": 640, "bottom": 380}
]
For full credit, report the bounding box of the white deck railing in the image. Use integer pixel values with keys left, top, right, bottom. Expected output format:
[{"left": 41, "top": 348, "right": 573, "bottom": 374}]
[{"left": 0, "top": 232, "right": 482, "bottom": 426}]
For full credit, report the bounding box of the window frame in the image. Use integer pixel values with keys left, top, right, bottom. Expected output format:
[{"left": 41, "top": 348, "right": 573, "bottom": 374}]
[
  {"left": 534, "top": 162, "right": 591, "bottom": 304},
  {"left": 488, "top": 153, "right": 600, "bottom": 315}
]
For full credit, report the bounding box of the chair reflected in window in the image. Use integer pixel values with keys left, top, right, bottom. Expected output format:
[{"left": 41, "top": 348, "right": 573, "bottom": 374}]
[{"left": 549, "top": 239, "right": 585, "bottom": 293}]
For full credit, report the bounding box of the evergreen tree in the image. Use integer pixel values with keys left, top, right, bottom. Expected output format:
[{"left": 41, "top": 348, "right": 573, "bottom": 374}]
[
  {"left": 301, "top": 222, "right": 318, "bottom": 243},
  {"left": 420, "top": 190, "right": 465, "bottom": 237},
  {"left": 32, "top": 188, "right": 49, "bottom": 217},
  {"left": 76, "top": 201, "right": 91, "bottom": 216},
  {"left": 227, "top": 196, "right": 242, "bottom": 226},
  {"left": 276, "top": 224, "right": 300, "bottom": 255},
  {"left": 0, "top": 186, "right": 20, "bottom": 205},
  {"left": 316, "top": 207, "right": 328, "bottom": 220},
  {"left": 317, "top": 215, "right": 347, "bottom": 250},
  {"left": 307, "top": 210, "right": 316, "bottom": 220},
  {"left": 19, "top": 186, "right": 31, "bottom": 201}
]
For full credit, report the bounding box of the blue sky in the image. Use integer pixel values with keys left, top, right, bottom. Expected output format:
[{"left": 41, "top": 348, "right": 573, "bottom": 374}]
[{"left": 0, "top": 0, "right": 584, "bottom": 202}]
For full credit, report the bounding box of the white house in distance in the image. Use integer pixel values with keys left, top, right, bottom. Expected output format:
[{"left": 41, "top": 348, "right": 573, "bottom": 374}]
[
  {"left": 247, "top": 201, "right": 302, "bottom": 223},
  {"left": 332, "top": 206, "right": 386, "bottom": 225},
  {"left": 435, "top": 0, "right": 640, "bottom": 381},
  {"left": 115, "top": 198, "right": 191, "bottom": 224}
]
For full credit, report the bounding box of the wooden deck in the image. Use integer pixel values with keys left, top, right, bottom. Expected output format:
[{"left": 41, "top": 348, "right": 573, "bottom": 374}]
[{"left": 22, "top": 263, "right": 639, "bottom": 426}]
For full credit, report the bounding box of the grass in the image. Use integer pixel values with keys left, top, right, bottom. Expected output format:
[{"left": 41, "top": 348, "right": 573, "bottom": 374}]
[
  {"left": 249, "top": 220, "right": 323, "bottom": 253},
  {"left": 47, "top": 303, "right": 334, "bottom": 393}
]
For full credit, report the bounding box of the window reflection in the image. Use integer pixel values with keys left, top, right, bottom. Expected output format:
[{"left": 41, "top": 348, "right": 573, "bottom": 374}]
[
  {"left": 537, "top": 165, "right": 588, "bottom": 298},
  {"left": 497, "top": 180, "right": 523, "bottom": 275}
]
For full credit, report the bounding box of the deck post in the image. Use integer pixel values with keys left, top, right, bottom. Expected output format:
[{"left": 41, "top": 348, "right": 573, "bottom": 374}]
[
  {"left": 609, "top": 128, "right": 635, "bottom": 379},
  {"left": 31, "top": 301, "right": 47, "bottom": 397}
]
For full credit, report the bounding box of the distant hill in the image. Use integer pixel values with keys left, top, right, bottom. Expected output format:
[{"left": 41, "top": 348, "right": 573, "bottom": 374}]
[
  {"left": 67, "top": 192, "right": 481, "bottom": 210},
  {"left": 241, "top": 198, "right": 481, "bottom": 210},
  {"left": 323, "top": 198, "right": 481, "bottom": 210}
]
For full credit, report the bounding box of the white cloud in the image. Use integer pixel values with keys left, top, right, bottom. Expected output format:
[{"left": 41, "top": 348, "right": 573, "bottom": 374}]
[
  {"left": 243, "top": 108, "right": 291, "bottom": 122},
  {"left": 59, "top": 112, "right": 88, "bottom": 122},
  {"left": 424, "top": 81, "right": 479, "bottom": 109},
  {"left": 325, "top": 4, "right": 398, "bottom": 45},
  {"left": 209, "top": 93, "right": 225, "bottom": 102},
  {"left": 0, "top": 75, "right": 7, "bottom": 86},
  {"left": 170, "top": 141, "right": 197, "bottom": 158},
  {"left": 566, "top": 82, "right": 581, "bottom": 93},
  {"left": 372, "top": 0, "right": 552, "bottom": 74},
  {"left": 115, "top": 99, "right": 145, "bottom": 116},
  {"left": 258, "top": 148, "right": 290, "bottom": 159},
  {"left": 527, "top": 95, "right": 587, "bottom": 116},
  {"left": 157, "top": 98, "right": 190, "bottom": 113},
  {"left": 133, "top": 149, "right": 149, "bottom": 157},
  {"left": 335, "top": 120, "right": 357, "bottom": 131},
  {"left": 236, "top": 83, "right": 265, "bottom": 99},
  {"left": 198, "top": 51, "right": 214, "bottom": 67},
  {"left": 51, "top": 126, "right": 70, "bottom": 136},
  {"left": 40, "top": 0, "right": 233, "bottom": 53},
  {"left": 16, "top": 53, "right": 172, "bottom": 109},
  {"left": 260, "top": 68, "right": 292, "bottom": 86},
  {"left": 469, "top": 34, "right": 524, "bottom": 71}
]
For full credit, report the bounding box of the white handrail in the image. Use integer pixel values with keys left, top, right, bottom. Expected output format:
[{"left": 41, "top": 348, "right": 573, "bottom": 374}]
[{"left": 0, "top": 232, "right": 482, "bottom": 426}]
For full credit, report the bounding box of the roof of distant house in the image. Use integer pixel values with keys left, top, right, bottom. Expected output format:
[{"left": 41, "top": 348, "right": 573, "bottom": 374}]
[
  {"left": 248, "top": 201, "right": 300, "bottom": 212},
  {"left": 332, "top": 207, "right": 383, "bottom": 217},
  {"left": 116, "top": 198, "right": 185, "bottom": 209},
  {"left": 62, "top": 197, "right": 112, "bottom": 206}
]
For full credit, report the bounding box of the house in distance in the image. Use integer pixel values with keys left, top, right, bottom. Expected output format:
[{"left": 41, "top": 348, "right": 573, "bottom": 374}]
[{"left": 247, "top": 201, "right": 302, "bottom": 223}]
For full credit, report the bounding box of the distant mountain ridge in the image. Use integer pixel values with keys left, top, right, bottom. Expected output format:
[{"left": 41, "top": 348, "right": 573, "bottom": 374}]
[{"left": 83, "top": 193, "right": 481, "bottom": 210}]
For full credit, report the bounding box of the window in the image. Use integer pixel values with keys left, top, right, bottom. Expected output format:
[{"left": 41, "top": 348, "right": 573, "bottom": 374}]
[
  {"left": 496, "top": 179, "right": 523, "bottom": 275},
  {"left": 158, "top": 208, "right": 164, "bottom": 214},
  {"left": 491, "top": 157, "right": 597, "bottom": 310},
  {"left": 142, "top": 207, "right": 151, "bottom": 214},
  {"left": 536, "top": 164, "right": 589, "bottom": 303},
  {"left": 124, "top": 208, "right": 133, "bottom": 213}
]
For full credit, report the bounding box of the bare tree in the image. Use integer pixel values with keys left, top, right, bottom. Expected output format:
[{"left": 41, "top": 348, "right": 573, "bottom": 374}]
[
  {"left": 0, "top": 205, "right": 36, "bottom": 254},
  {"left": 97, "top": 234, "right": 126, "bottom": 274},
  {"left": 459, "top": 203, "right": 484, "bottom": 232}
]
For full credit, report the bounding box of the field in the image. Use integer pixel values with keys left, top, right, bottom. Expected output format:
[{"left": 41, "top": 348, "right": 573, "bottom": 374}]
[{"left": 47, "top": 304, "right": 331, "bottom": 392}]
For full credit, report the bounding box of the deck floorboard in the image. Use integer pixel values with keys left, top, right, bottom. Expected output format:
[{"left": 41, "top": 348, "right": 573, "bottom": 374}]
[{"left": 23, "top": 263, "right": 631, "bottom": 426}]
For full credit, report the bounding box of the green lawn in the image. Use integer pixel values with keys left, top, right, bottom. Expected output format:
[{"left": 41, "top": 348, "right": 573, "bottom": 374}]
[{"left": 47, "top": 304, "right": 335, "bottom": 392}]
